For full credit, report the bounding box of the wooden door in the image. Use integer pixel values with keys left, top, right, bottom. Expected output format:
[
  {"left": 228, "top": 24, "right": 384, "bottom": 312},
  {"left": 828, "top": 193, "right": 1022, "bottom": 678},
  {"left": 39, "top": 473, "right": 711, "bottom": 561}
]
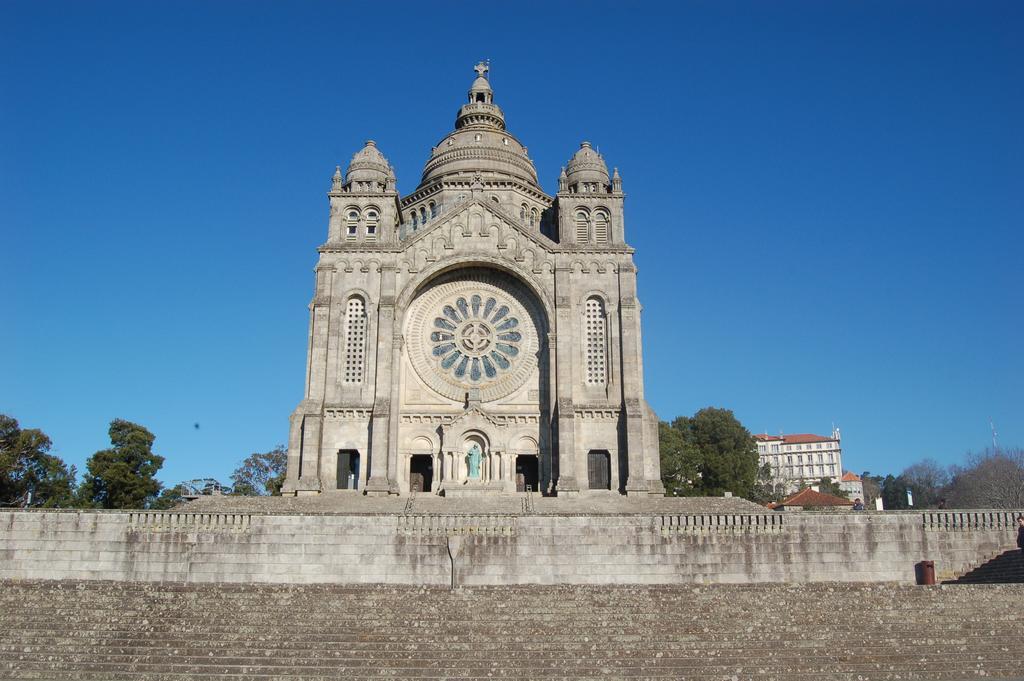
[{"left": 587, "top": 450, "right": 610, "bottom": 490}]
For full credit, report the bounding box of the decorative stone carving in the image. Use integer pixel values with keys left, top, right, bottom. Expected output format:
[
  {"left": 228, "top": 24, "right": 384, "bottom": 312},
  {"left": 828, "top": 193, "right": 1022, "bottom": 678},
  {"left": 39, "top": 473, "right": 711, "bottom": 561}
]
[{"left": 405, "top": 271, "right": 542, "bottom": 403}]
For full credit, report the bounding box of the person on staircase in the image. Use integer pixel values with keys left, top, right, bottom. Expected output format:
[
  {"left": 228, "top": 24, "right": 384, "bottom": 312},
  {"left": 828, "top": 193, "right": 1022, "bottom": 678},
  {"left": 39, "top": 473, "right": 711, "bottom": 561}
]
[{"left": 1017, "top": 515, "right": 1024, "bottom": 555}]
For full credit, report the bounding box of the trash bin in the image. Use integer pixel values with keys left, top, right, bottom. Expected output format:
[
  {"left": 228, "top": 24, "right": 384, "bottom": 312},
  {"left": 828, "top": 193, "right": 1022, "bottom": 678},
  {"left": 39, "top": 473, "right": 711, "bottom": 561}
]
[{"left": 916, "top": 560, "right": 936, "bottom": 585}]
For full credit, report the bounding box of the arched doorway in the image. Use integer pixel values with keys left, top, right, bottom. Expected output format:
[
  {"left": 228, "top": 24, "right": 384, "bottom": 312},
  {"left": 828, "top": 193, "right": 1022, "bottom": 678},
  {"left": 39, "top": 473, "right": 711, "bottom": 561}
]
[
  {"left": 516, "top": 454, "right": 539, "bottom": 492},
  {"left": 409, "top": 455, "right": 433, "bottom": 493}
]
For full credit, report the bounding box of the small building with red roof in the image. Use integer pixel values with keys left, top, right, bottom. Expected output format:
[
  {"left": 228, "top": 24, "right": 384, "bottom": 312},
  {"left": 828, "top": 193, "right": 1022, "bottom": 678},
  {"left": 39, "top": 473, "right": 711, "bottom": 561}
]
[
  {"left": 839, "top": 471, "right": 864, "bottom": 500},
  {"left": 773, "top": 487, "right": 855, "bottom": 512}
]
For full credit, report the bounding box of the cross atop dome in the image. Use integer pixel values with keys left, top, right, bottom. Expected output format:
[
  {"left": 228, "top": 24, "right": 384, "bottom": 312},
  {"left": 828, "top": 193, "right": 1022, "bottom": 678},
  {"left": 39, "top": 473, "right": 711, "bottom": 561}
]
[{"left": 474, "top": 61, "right": 489, "bottom": 78}]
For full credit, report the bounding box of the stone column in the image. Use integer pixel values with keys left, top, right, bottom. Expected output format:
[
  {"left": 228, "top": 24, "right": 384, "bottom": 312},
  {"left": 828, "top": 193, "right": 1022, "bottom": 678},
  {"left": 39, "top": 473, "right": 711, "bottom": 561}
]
[
  {"left": 553, "top": 266, "right": 579, "bottom": 494},
  {"left": 617, "top": 263, "right": 648, "bottom": 496},
  {"left": 365, "top": 265, "right": 398, "bottom": 495},
  {"left": 432, "top": 452, "right": 439, "bottom": 483},
  {"left": 385, "top": 332, "right": 403, "bottom": 494}
]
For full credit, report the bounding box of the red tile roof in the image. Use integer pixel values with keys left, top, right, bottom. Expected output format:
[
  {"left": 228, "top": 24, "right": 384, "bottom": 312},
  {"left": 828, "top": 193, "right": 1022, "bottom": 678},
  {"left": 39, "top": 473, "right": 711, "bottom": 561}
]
[
  {"left": 755, "top": 433, "right": 837, "bottom": 444},
  {"left": 841, "top": 471, "right": 861, "bottom": 482},
  {"left": 776, "top": 487, "right": 854, "bottom": 508}
]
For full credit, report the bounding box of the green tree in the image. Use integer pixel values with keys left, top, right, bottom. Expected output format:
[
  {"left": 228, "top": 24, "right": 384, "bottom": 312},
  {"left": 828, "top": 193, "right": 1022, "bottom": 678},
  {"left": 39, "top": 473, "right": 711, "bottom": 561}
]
[
  {"left": 806, "top": 476, "right": 848, "bottom": 499},
  {"left": 149, "top": 483, "right": 187, "bottom": 510},
  {"left": 881, "top": 474, "right": 911, "bottom": 510},
  {"left": 77, "top": 419, "right": 164, "bottom": 509},
  {"left": 231, "top": 445, "right": 287, "bottom": 496},
  {"left": 0, "top": 414, "right": 76, "bottom": 507},
  {"left": 658, "top": 422, "right": 700, "bottom": 496},
  {"left": 687, "top": 408, "right": 758, "bottom": 498},
  {"left": 660, "top": 407, "right": 758, "bottom": 498}
]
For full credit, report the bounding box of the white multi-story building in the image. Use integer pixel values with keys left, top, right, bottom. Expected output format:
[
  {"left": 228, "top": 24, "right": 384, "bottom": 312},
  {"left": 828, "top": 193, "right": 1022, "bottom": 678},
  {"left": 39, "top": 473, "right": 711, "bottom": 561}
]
[{"left": 755, "top": 429, "right": 844, "bottom": 490}]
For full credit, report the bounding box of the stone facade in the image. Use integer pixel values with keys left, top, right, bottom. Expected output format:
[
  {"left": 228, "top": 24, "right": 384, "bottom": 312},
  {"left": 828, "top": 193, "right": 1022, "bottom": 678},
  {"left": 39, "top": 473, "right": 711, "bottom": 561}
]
[
  {"left": 3, "top": 508, "right": 1021, "bottom": 586},
  {"left": 281, "top": 63, "right": 663, "bottom": 498}
]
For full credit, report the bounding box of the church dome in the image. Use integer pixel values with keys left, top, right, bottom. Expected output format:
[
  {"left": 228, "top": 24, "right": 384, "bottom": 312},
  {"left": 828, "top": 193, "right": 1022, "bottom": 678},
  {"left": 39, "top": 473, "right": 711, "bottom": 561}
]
[
  {"left": 564, "top": 142, "right": 609, "bottom": 186},
  {"left": 418, "top": 63, "right": 540, "bottom": 188},
  {"left": 345, "top": 140, "right": 395, "bottom": 184}
]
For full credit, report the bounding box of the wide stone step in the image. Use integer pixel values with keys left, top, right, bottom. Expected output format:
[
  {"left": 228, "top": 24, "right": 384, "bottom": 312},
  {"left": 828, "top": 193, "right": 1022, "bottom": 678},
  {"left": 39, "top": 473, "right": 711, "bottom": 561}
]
[
  {"left": 946, "top": 550, "right": 1024, "bottom": 584},
  {"left": 5, "top": 656, "right": 1023, "bottom": 676},
  {"left": 3, "top": 581, "right": 1024, "bottom": 680}
]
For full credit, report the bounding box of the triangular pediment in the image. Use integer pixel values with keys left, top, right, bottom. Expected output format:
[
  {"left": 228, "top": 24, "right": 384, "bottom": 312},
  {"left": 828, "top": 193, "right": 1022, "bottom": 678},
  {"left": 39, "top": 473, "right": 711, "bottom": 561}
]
[
  {"left": 443, "top": 405, "right": 504, "bottom": 430},
  {"left": 400, "top": 197, "right": 556, "bottom": 254}
]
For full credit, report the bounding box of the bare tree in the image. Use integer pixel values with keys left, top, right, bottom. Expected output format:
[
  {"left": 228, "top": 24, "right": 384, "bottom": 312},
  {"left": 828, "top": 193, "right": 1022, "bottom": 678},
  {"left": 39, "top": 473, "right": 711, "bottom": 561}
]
[
  {"left": 901, "top": 458, "right": 952, "bottom": 508},
  {"left": 945, "top": 448, "right": 1024, "bottom": 509}
]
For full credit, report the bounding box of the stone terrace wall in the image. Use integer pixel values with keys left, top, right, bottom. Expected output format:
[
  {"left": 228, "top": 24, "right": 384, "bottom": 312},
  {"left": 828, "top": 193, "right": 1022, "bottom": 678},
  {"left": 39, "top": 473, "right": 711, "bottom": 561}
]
[{"left": 1, "top": 509, "right": 1019, "bottom": 586}]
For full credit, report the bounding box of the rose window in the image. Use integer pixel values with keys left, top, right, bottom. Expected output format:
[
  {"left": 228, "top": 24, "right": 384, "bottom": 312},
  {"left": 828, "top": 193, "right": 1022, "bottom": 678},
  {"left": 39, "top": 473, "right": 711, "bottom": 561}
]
[
  {"left": 406, "top": 274, "right": 539, "bottom": 402},
  {"left": 429, "top": 294, "right": 522, "bottom": 385}
]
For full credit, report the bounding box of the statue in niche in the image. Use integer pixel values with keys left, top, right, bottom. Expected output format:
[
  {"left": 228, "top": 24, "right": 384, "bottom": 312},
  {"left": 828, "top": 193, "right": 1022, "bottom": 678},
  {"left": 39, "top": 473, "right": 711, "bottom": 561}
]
[{"left": 466, "top": 443, "right": 482, "bottom": 479}]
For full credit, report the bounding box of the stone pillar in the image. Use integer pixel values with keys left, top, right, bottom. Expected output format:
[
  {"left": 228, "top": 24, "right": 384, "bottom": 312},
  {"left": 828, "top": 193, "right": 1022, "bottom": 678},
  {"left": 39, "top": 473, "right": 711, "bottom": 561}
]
[
  {"left": 282, "top": 263, "right": 333, "bottom": 496},
  {"left": 296, "top": 414, "right": 322, "bottom": 493},
  {"left": 365, "top": 266, "right": 398, "bottom": 495},
  {"left": 553, "top": 266, "right": 579, "bottom": 494},
  {"left": 307, "top": 266, "right": 333, "bottom": 405},
  {"left": 385, "top": 332, "right": 403, "bottom": 494},
  {"left": 617, "top": 263, "right": 648, "bottom": 496}
]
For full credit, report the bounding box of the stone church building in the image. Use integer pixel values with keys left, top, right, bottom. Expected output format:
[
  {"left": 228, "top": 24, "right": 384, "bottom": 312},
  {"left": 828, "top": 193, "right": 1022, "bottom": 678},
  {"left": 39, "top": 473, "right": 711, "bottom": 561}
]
[{"left": 282, "top": 64, "right": 663, "bottom": 498}]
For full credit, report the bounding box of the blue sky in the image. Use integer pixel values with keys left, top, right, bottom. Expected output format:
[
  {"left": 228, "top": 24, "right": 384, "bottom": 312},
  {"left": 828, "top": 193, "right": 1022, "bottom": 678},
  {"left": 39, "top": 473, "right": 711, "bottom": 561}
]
[{"left": 2, "top": 1, "right": 1021, "bottom": 488}]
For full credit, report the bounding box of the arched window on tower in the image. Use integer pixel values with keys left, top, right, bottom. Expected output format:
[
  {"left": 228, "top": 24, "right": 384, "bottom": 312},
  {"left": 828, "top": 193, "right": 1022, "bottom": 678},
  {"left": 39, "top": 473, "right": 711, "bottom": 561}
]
[
  {"left": 346, "top": 210, "right": 359, "bottom": 240},
  {"left": 593, "top": 211, "right": 609, "bottom": 244},
  {"left": 584, "top": 296, "right": 607, "bottom": 386},
  {"left": 575, "top": 211, "right": 590, "bottom": 243},
  {"left": 520, "top": 204, "right": 527, "bottom": 221},
  {"left": 429, "top": 202, "right": 438, "bottom": 218},
  {"left": 342, "top": 296, "right": 367, "bottom": 384},
  {"left": 411, "top": 211, "right": 418, "bottom": 229},
  {"left": 420, "top": 206, "right": 427, "bottom": 224},
  {"left": 365, "top": 210, "right": 378, "bottom": 241},
  {"left": 530, "top": 207, "right": 538, "bottom": 227}
]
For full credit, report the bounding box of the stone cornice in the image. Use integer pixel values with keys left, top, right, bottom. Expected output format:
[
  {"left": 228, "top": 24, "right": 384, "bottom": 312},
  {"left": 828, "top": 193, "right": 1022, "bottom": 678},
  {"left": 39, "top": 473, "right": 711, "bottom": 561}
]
[
  {"left": 318, "top": 243, "right": 402, "bottom": 254},
  {"left": 556, "top": 190, "right": 625, "bottom": 201},
  {"left": 556, "top": 245, "right": 634, "bottom": 255}
]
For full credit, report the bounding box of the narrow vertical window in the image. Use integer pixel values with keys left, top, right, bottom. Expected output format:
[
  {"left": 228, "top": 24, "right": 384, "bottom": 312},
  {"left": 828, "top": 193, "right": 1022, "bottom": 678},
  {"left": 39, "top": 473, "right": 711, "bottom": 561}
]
[
  {"left": 429, "top": 202, "right": 438, "bottom": 218},
  {"left": 530, "top": 207, "right": 538, "bottom": 227},
  {"left": 420, "top": 206, "right": 427, "bottom": 224},
  {"left": 584, "top": 296, "right": 607, "bottom": 386},
  {"left": 594, "top": 211, "right": 609, "bottom": 244},
  {"left": 575, "top": 211, "right": 590, "bottom": 243},
  {"left": 365, "top": 210, "right": 378, "bottom": 240},
  {"left": 346, "top": 210, "right": 359, "bottom": 240},
  {"left": 343, "top": 297, "right": 367, "bottom": 384}
]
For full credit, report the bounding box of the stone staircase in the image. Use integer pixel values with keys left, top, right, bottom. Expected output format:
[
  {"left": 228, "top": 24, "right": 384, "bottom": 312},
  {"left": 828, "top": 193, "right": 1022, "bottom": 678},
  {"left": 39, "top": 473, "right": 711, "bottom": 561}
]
[
  {"left": 2, "top": 580, "right": 1023, "bottom": 680},
  {"left": 947, "top": 549, "right": 1024, "bottom": 584}
]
